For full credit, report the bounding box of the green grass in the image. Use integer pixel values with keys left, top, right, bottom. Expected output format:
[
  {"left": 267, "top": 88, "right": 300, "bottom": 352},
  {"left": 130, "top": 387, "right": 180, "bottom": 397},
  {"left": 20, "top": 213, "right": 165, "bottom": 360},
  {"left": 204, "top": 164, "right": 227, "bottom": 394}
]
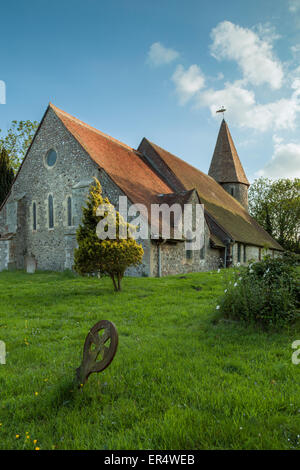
[{"left": 0, "top": 269, "right": 300, "bottom": 450}]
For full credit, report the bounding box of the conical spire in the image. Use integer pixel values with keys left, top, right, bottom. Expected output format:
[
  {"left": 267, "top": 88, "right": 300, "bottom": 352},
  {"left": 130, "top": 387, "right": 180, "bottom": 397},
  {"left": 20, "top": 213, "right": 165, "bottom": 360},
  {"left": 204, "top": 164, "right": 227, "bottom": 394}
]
[{"left": 208, "top": 119, "right": 249, "bottom": 186}]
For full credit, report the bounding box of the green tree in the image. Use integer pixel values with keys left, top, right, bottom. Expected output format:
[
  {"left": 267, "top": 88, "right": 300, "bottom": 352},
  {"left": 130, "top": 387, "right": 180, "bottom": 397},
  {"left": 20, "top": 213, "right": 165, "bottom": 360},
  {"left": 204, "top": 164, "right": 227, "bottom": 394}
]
[
  {"left": 249, "top": 177, "right": 300, "bottom": 253},
  {"left": 0, "top": 120, "right": 38, "bottom": 171},
  {"left": 74, "top": 178, "right": 144, "bottom": 291},
  {"left": 0, "top": 147, "right": 14, "bottom": 206}
]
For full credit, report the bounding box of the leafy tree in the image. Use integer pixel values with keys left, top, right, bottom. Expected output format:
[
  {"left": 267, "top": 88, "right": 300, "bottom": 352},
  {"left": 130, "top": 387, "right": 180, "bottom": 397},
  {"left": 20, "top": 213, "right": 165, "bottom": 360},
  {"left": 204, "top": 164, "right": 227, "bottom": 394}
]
[
  {"left": 74, "top": 178, "right": 144, "bottom": 291},
  {"left": 0, "top": 120, "right": 38, "bottom": 171},
  {"left": 0, "top": 147, "right": 14, "bottom": 206},
  {"left": 249, "top": 177, "right": 300, "bottom": 253}
]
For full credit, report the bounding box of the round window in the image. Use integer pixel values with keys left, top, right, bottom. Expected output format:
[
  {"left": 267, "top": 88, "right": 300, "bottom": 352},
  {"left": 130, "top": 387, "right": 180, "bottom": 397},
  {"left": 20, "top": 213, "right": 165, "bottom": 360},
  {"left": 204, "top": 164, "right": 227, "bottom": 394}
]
[{"left": 46, "top": 149, "right": 57, "bottom": 167}]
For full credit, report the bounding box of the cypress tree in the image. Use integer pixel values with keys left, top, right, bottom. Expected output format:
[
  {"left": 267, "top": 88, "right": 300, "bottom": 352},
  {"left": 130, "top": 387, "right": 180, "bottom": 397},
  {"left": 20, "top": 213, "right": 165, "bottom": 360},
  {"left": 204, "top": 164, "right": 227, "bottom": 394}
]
[{"left": 0, "top": 147, "right": 14, "bottom": 206}]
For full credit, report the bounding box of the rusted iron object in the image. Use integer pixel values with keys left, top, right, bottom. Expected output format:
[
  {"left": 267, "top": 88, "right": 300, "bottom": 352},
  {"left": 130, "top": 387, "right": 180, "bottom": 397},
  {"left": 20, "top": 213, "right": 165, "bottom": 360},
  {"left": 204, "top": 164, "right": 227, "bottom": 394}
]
[{"left": 76, "top": 320, "right": 118, "bottom": 387}]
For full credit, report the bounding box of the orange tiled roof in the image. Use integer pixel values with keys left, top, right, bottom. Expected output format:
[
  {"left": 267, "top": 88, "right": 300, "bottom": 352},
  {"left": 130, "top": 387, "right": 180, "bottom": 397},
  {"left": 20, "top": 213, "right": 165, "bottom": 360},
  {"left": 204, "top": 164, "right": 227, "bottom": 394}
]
[
  {"left": 51, "top": 104, "right": 281, "bottom": 250},
  {"left": 143, "top": 140, "right": 282, "bottom": 250},
  {"left": 50, "top": 104, "right": 173, "bottom": 218}
]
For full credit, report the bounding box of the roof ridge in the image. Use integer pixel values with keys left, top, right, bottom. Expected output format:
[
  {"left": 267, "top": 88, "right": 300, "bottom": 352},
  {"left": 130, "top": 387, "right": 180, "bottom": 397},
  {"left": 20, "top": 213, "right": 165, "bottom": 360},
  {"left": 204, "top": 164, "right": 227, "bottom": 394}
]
[
  {"left": 49, "top": 103, "right": 133, "bottom": 152},
  {"left": 149, "top": 139, "right": 224, "bottom": 186}
]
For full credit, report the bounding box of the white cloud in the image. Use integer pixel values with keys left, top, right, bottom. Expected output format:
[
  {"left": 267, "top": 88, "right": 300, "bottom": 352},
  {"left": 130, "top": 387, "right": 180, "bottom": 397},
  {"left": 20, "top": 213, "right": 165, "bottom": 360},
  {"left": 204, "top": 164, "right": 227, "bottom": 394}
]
[
  {"left": 154, "top": 22, "right": 300, "bottom": 134},
  {"left": 198, "top": 81, "right": 255, "bottom": 122},
  {"left": 257, "top": 140, "right": 300, "bottom": 178},
  {"left": 289, "top": 0, "right": 300, "bottom": 12},
  {"left": 255, "top": 23, "right": 281, "bottom": 44},
  {"left": 210, "top": 21, "right": 283, "bottom": 90},
  {"left": 291, "top": 44, "right": 300, "bottom": 54},
  {"left": 272, "top": 134, "right": 284, "bottom": 145},
  {"left": 171, "top": 64, "right": 205, "bottom": 105},
  {"left": 147, "top": 42, "right": 179, "bottom": 67},
  {"left": 291, "top": 65, "right": 300, "bottom": 80},
  {"left": 196, "top": 76, "right": 300, "bottom": 132}
]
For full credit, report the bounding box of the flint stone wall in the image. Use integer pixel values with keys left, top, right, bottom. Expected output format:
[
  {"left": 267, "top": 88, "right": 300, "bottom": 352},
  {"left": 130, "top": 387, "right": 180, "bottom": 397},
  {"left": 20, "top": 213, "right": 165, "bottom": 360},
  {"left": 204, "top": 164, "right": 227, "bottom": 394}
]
[{"left": 0, "top": 108, "right": 150, "bottom": 275}]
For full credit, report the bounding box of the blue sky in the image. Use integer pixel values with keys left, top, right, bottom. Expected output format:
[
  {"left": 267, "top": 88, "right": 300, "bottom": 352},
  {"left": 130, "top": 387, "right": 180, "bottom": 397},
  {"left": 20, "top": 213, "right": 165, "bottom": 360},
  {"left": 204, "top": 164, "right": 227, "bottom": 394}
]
[{"left": 1, "top": 0, "right": 300, "bottom": 181}]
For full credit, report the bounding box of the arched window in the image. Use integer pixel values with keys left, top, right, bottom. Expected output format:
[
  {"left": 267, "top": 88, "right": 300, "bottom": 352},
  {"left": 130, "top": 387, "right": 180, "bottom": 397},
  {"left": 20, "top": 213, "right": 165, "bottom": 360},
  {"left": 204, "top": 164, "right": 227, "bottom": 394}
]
[
  {"left": 32, "top": 202, "right": 37, "bottom": 231},
  {"left": 48, "top": 195, "right": 54, "bottom": 229},
  {"left": 67, "top": 196, "right": 72, "bottom": 227}
]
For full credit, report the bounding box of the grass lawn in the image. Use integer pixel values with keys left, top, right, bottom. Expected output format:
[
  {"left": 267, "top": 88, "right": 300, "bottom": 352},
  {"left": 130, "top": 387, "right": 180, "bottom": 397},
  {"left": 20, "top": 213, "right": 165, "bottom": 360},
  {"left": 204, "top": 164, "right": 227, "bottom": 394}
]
[{"left": 0, "top": 269, "right": 299, "bottom": 450}]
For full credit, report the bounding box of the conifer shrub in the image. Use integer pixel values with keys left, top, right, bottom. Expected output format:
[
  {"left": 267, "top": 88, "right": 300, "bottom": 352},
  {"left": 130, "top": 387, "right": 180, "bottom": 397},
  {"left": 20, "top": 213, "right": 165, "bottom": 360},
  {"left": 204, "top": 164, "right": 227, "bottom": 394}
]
[
  {"left": 216, "top": 254, "right": 300, "bottom": 328},
  {"left": 74, "top": 178, "right": 144, "bottom": 291}
]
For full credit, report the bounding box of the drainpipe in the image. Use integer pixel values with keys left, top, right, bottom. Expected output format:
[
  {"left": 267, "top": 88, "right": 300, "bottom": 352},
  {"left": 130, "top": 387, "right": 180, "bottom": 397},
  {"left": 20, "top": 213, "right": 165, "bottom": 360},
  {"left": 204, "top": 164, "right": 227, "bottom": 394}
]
[{"left": 158, "top": 239, "right": 167, "bottom": 278}]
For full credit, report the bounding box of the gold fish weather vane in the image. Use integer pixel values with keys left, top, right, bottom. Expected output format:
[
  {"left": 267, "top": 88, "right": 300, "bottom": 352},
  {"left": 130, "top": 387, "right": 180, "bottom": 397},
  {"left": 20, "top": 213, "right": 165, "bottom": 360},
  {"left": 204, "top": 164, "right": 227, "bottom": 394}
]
[{"left": 216, "top": 107, "right": 226, "bottom": 118}]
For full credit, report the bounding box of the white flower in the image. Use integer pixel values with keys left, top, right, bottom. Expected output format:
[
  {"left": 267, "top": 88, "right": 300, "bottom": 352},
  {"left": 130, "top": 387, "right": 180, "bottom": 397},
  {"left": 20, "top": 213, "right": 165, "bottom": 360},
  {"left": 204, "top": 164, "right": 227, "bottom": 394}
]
[
  {"left": 224, "top": 289, "right": 228, "bottom": 293},
  {"left": 216, "top": 305, "right": 220, "bottom": 310},
  {"left": 236, "top": 262, "right": 240, "bottom": 267},
  {"left": 249, "top": 269, "right": 254, "bottom": 273},
  {"left": 234, "top": 282, "right": 238, "bottom": 287},
  {"left": 217, "top": 269, "right": 220, "bottom": 273},
  {"left": 239, "top": 277, "right": 242, "bottom": 281}
]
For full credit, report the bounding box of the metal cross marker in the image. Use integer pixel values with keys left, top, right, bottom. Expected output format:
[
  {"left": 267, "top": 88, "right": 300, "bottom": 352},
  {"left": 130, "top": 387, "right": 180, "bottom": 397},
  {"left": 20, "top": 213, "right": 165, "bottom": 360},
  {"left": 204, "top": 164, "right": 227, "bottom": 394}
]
[{"left": 76, "top": 320, "right": 118, "bottom": 387}]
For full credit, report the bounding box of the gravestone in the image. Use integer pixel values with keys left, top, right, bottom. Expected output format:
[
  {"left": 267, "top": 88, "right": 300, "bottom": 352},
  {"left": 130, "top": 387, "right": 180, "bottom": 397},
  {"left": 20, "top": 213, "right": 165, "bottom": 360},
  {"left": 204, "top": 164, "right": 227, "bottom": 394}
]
[{"left": 25, "top": 255, "right": 37, "bottom": 274}]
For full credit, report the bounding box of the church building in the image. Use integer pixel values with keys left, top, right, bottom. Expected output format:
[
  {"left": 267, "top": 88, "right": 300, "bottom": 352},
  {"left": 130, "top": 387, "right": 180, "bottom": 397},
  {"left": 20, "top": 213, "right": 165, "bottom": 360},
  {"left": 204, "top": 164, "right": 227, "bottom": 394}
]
[{"left": 0, "top": 104, "right": 282, "bottom": 276}]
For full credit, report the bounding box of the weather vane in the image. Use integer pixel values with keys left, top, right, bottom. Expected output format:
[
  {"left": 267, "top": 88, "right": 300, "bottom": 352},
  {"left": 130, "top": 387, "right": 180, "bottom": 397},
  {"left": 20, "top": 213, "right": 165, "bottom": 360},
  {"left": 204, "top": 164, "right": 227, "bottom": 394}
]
[{"left": 216, "top": 107, "right": 226, "bottom": 118}]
